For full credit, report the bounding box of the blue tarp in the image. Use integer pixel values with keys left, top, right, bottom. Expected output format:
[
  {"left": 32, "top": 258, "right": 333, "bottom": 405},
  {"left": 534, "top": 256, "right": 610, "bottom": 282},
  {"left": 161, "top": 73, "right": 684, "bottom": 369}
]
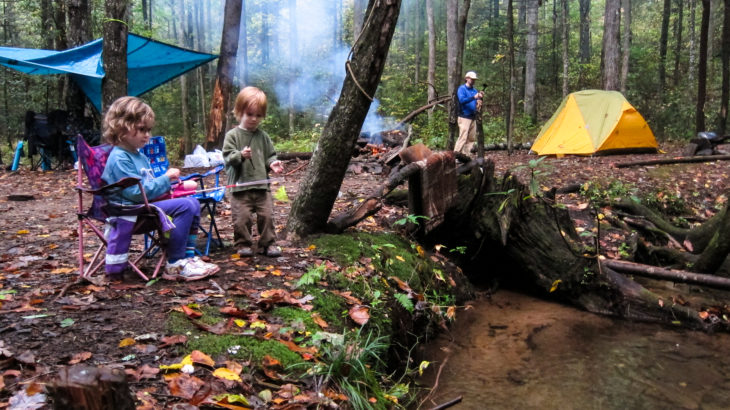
[{"left": 0, "top": 33, "right": 217, "bottom": 112}]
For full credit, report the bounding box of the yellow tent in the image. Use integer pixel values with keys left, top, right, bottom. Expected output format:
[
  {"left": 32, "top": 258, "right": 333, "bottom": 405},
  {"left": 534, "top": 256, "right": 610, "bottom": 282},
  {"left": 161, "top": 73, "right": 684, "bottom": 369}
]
[{"left": 531, "top": 90, "right": 658, "bottom": 155}]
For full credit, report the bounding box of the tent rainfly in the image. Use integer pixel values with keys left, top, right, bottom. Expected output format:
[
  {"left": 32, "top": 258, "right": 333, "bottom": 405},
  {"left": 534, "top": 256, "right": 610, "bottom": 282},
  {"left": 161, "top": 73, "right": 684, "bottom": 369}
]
[
  {"left": 531, "top": 90, "right": 658, "bottom": 156},
  {"left": 0, "top": 33, "right": 217, "bottom": 112}
]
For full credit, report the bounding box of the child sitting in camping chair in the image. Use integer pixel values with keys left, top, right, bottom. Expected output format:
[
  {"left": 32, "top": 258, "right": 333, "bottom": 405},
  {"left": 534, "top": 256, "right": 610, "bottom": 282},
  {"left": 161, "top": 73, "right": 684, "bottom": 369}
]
[{"left": 101, "top": 96, "right": 219, "bottom": 281}]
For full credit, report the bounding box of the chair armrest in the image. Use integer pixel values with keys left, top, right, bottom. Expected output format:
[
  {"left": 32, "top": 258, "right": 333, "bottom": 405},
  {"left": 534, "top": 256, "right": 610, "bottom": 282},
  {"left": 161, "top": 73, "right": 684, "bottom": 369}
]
[{"left": 77, "top": 177, "right": 141, "bottom": 195}]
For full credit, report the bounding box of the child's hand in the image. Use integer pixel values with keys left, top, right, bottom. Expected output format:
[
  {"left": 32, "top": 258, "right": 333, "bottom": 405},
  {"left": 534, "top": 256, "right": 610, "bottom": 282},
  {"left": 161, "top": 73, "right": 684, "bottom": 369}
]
[
  {"left": 165, "top": 168, "right": 181, "bottom": 182},
  {"left": 240, "top": 146, "right": 252, "bottom": 160},
  {"left": 270, "top": 160, "right": 284, "bottom": 174}
]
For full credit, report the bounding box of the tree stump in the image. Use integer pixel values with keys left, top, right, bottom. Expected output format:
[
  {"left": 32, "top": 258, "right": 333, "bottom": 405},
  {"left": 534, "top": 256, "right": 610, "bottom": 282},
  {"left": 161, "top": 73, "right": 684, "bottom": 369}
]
[{"left": 48, "top": 365, "right": 135, "bottom": 410}]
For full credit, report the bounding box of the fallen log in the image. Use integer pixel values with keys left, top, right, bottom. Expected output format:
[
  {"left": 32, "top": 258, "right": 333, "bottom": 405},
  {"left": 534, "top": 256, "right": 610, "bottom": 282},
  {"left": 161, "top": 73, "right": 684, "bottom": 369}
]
[
  {"left": 603, "top": 259, "right": 730, "bottom": 290},
  {"left": 613, "top": 154, "right": 730, "bottom": 168},
  {"left": 396, "top": 95, "right": 451, "bottom": 127}
]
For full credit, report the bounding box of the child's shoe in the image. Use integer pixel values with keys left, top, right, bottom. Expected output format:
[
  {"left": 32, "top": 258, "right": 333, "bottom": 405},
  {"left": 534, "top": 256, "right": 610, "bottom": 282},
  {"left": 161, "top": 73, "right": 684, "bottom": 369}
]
[
  {"left": 264, "top": 245, "right": 282, "bottom": 257},
  {"left": 237, "top": 247, "right": 253, "bottom": 257},
  {"left": 163, "top": 258, "right": 219, "bottom": 281}
]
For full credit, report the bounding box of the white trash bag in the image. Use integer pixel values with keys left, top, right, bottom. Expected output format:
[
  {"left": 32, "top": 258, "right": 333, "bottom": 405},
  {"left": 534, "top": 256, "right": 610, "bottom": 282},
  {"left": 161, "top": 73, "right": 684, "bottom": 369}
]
[{"left": 184, "top": 145, "right": 210, "bottom": 168}]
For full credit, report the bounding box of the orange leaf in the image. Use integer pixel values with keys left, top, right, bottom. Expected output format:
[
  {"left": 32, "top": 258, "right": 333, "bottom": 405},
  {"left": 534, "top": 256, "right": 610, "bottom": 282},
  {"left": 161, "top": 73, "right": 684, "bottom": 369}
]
[
  {"left": 190, "top": 350, "right": 215, "bottom": 367},
  {"left": 311, "top": 312, "right": 329, "bottom": 329},
  {"left": 181, "top": 305, "right": 202, "bottom": 318},
  {"left": 119, "top": 338, "right": 136, "bottom": 348},
  {"left": 68, "top": 351, "right": 92, "bottom": 364}
]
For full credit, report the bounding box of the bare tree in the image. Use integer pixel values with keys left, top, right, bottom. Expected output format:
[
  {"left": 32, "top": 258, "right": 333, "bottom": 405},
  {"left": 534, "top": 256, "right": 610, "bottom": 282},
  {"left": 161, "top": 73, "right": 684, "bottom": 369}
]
[
  {"left": 659, "top": 0, "right": 671, "bottom": 95},
  {"left": 578, "top": 0, "right": 591, "bottom": 87},
  {"left": 446, "top": 0, "right": 471, "bottom": 149},
  {"left": 720, "top": 0, "right": 730, "bottom": 134},
  {"left": 288, "top": 0, "right": 297, "bottom": 134},
  {"left": 620, "top": 0, "right": 631, "bottom": 93},
  {"left": 697, "top": 0, "right": 710, "bottom": 132},
  {"left": 205, "top": 0, "right": 242, "bottom": 149},
  {"left": 561, "top": 0, "right": 569, "bottom": 97},
  {"left": 101, "top": 0, "right": 129, "bottom": 114},
  {"left": 601, "top": 0, "right": 621, "bottom": 91},
  {"left": 426, "top": 0, "right": 437, "bottom": 117},
  {"left": 66, "top": 0, "right": 92, "bottom": 117},
  {"left": 524, "top": 0, "right": 538, "bottom": 122},
  {"left": 507, "top": 0, "right": 516, "bottom": 153},
  {"left": 178, "top": 0, "right": 192, "bottom": 157},
  {"left": 673, "top": 0, "right": 684, "bottom": 86},
  {"left": 287, "top": 1, "right": 402, "bottom": 238}
]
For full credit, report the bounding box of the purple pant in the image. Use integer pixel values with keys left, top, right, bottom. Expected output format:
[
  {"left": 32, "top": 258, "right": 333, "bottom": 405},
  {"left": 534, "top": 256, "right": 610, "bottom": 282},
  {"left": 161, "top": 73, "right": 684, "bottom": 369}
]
[{"left": 155, "top": 197, "right": 200, "bottom": 260}]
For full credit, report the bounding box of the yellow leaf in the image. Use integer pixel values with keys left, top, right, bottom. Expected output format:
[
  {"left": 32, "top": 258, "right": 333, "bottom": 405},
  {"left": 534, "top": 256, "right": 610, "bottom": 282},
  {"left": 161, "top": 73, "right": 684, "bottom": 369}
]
[
  {"left": 212, "top": 367, "right": 242, "bottom": 382},
  {"left": 48, "top": 243, "right": 59, "bottom": 249},
  {"left": 418, "top": 360, "right": 430, "bottom": 376},
  {"left": 160, "top": 354, "right": 193, "bottom": 370},
  {"left": 416, "top": 245, "right": 425, "bottom": 257},
  {"left": 395, "top": 255, "right": 405, "bottom": 262},
  {"left": 597, "top": 213, "right": 605, "bottom": 220},
  {"left": 37, "top": 234, "right": 50, "bottom": 238},
  {"left": 550, "top": 279, "right": 562, "bottom": 293},
  {"left": 16, "top": 230, "right": 29, "bottom": 235},
  {"left": 230, "top": 253, "right": 241, "bottom": 260},
  {"left": 307, "top": 244, "right": 316, "bottom": 251},
  {"left": 250, "top": 320, "right": 266, "bottom": 329},
  {"left": 119, "top": 338, "right": 136, "bottom": 348},
  {"left": 234, "top": 319, "right": 246, "bottom": 328},
  {"left": 273, "top": 186, "right": 289, "bottom": 202},
  {"left": 50, "top": 267, "right": 75, "bottom": 274}
]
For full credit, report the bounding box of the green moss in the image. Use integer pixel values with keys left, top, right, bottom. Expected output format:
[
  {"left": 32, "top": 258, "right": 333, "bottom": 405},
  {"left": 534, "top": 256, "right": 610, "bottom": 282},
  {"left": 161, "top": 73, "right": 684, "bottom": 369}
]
[
  {"left": 187, "top": 334, "right": 304, "bottom": 369},
  {"left": 271, "top": 306, "right": 318, "bottom": 331}
]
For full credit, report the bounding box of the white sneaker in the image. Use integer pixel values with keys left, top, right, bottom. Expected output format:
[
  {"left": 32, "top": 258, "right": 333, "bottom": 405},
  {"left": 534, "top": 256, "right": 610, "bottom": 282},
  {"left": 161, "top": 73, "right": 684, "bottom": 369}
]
[{"left": 164, "top": 258, "right": 219, "bottom": 281}]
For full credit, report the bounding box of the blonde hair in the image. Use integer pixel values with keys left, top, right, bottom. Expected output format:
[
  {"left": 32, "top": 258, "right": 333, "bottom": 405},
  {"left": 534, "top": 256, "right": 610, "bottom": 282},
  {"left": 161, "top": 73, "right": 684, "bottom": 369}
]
[
  {"left": 232, "top": 86, "right": 267, "bottom": 122},
  {"left": 103, "top": 96, "right": 156, "bottom": 145}
]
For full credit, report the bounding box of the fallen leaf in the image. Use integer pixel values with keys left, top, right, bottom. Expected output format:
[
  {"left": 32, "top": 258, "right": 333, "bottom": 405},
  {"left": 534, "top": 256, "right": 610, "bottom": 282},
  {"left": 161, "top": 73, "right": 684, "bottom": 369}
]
[
  {"left": 119, "top": 338, "right": 136, "bottom": 348},
  {"left": 349, "top": 305, "right": 370, "bottom": 325},
  {"left": 190, "top": 350, "right": 215, "bottom": 367},
  {"left": 212, "top": 367, "right": 242, "bottom": 382},
  {"left": 311, "top": 312, "right": 328, "bottom": 328},
  {"left": 68, "top": 351, "right": 92, "bottom": 364}
]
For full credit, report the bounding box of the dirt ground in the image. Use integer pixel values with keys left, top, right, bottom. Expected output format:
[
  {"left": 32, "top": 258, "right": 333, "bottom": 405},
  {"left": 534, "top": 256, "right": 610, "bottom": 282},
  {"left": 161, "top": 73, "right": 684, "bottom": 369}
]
[{"left": 0, "top": 143, "right": 728, "bottom": 408}]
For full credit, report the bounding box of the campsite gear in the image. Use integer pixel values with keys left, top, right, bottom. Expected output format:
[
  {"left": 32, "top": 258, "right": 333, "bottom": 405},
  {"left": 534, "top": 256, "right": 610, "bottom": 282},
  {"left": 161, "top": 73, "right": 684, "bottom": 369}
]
[
  {"left": 0, "top": 33, "right": 217, "bottom": 112},
  {"left": 75, "top": 136, "right": 170, "bottom": 281},
  {"left": 139, "top": 137, "right": 225, "bottom": 256},
  {"left": 683, "top": 132, "right": 730, "bottom": 156},
  {"left": 531, "top": 90, "right": 658, "bottom": 156},
  {"left": 11, "top": 141, "right": 23, "bottom": 171}
]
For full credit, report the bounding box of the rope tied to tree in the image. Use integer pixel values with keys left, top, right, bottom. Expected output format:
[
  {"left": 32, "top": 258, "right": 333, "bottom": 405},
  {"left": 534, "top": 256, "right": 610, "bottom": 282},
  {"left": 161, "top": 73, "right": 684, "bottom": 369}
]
[{"left": 345, "top": 0, "right": 382, "bottom": 102}]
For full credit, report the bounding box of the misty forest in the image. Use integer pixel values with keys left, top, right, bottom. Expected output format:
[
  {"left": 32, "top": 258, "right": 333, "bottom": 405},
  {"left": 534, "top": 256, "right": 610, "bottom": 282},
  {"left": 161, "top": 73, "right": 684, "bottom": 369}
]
[{"left": 2, "top": 0, "right": 730, "bottom": 409}]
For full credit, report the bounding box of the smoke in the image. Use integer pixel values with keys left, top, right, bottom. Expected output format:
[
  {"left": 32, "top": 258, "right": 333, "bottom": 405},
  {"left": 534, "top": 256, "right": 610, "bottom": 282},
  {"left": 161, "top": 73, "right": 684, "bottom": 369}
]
[{"left": 239, "top": 0, "right": 397, "bottom": 133}]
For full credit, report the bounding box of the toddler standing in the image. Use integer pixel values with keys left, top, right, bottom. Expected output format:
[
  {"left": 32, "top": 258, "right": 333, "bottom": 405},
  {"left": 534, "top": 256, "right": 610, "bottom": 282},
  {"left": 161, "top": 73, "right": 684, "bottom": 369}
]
[{"left": 222, "top": 87, "right": 284, "bottom": 257}]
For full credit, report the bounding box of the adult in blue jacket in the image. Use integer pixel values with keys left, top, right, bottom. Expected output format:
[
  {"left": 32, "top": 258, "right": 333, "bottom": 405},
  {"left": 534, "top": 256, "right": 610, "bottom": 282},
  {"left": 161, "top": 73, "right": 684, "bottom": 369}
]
[{"left": 455, "top": 71, "right": 484, "bottom": 155}]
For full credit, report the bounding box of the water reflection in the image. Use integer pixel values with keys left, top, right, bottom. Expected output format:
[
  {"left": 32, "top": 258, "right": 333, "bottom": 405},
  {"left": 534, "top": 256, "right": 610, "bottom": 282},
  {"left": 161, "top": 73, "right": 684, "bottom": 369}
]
[{"left": 416, "top": 290, "right": 730, "bottom": 410}]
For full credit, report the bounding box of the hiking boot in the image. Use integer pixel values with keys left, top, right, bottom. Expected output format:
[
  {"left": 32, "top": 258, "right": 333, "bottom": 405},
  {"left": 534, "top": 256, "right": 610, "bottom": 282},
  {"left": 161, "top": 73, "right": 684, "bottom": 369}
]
[
  {"left": 237, "top": 247, "right": 253, "bottom": 257},
  {"left": 264, "top": 245, "right": 282, "bottom": 257},
  {"left": 163, "top": 258, "right": 219, "bottom": 281}
]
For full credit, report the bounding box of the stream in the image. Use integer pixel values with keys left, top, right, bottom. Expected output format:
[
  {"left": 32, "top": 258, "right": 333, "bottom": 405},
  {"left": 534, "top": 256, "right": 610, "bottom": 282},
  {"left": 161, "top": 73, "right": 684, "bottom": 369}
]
[{"left": 416, "top": 290, "right": 730, "bottom": 410}]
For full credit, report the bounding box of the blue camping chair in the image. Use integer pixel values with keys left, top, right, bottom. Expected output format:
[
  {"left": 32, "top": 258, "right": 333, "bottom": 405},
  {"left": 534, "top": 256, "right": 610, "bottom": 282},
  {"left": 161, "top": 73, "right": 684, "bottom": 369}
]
[{"left": 140, "top": 137, "right": 225, "bottom": 255}]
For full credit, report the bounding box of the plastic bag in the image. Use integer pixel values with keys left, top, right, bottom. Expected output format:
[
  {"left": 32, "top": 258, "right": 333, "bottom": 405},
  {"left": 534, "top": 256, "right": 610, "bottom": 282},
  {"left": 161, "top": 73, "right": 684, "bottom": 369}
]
[
  {"left": 207, "top": 149, "right": 224, "bottom": 167},
  {"left": 183, "top": 145, "right": 210, "bottom": 168}
]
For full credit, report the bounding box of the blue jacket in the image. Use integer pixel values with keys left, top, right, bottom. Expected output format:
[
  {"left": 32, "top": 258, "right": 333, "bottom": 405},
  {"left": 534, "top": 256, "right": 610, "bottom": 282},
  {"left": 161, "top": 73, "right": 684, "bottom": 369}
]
[
  {"left": 457, "top": 83, "right": 480, "bottom": 119},
  {"left": 102, "top": 146, "right": 172, "bottom": 205}
]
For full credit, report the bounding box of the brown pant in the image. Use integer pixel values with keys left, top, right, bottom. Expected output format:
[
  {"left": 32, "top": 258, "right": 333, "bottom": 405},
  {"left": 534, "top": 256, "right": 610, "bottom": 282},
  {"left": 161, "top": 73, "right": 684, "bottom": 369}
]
[
  {"left": 230, "top": 189, "right": 277, "bottom": 249},
  {"left": 455, "top": 116, "right": 476, "bottom": 155}
]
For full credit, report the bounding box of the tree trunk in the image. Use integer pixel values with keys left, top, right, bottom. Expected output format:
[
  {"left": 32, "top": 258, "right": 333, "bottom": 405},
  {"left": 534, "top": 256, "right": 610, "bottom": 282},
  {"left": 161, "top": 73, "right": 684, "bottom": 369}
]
[
  {"left": 446, "top": 0, "right": 471, "bottom": 147},
  {"left": 178, "top": 0, "right": 192, "bottom": 158},
  {"left": 673, "top": 0, "right": 685, "bottom": 86},
  {"left": 620, "top": 0, "right": 631, "bottom": 94},
  {"left": 66, "top": 0, "right": 91, "bottom": 117},
  {"left": 288, "top": 0, "right": 297, "bottom": 134},
  {"left": 49, "top": 365, "right": 135, "bottom": 410},
  {"left": 601, "top": 0, "right": 621, "bottom": 91},
  {"left": 101, "top": 0, "right": 129, "bottom": 114},
  {"left": 578, "top": 0, "right": 591, "bottom": 88},
  {"left": 426, "top": 0, "right": 437, "bottom": 122},
  {"left": 507, "top": 0, "right": 516, "bottom": 153},
  {"left": 720, "top": 0, "right": 730, "bottom": 135},
  {"left": 697, "top": 0, "right": 710, "bottom": 133},
  {"left": 287, "top": 0, "right": 402, "bottom": 238},
  {"left": 354, "top": 0, "right": 366, "bottom": 36},
  {"left": 659, "top": 0, "right": 671, "bottom": 97},
  {"left": 561, "top": 0, "right": 569, "bottom": 98},
  {"left": 205, "top": 0, "right": 242, "bottom": 149},
  {"left": 524, "top": 0, "right": 538, "bottom": 122},
  {"left": 689, "top": 0, "right": 697, "bottom": 83}
]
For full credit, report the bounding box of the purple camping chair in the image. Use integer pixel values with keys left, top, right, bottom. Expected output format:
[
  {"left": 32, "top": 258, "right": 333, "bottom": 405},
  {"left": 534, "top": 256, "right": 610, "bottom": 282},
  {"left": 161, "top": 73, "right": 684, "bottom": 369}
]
[{"left": 75, "top": 135, "right": 173, "bottom": 281}]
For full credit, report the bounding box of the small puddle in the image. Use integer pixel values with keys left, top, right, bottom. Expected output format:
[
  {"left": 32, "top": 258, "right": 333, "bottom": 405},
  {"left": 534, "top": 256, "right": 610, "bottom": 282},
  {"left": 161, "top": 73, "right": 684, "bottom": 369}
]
[{"left": 416, "top": 290, "right": 730, "bottom": 410}]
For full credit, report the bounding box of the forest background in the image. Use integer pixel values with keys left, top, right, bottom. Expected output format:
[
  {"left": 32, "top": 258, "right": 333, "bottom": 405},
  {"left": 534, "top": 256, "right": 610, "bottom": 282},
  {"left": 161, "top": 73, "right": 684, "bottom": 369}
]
[{"left": 0, "top": 0, "right": 724, "bottom": 161}]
